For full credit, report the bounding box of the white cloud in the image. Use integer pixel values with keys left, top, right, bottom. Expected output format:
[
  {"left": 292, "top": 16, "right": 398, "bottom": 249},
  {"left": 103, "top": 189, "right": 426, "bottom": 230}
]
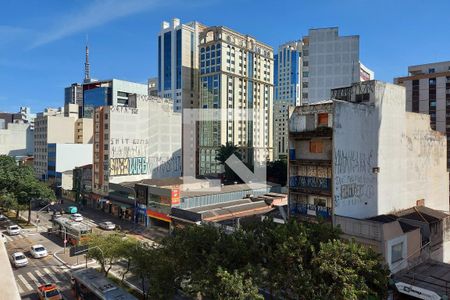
[{"left": 29, "top": 0, "right": 163, "bottom": 49}]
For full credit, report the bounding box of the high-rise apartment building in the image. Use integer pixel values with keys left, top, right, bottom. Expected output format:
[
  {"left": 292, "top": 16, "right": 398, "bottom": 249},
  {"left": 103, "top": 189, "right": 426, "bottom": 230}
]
[
  {"left": 197, "top": 26, "right": 274, "bottom": 175},
  {"left": 273, "top": 41, "right": 302, "bottom": 159},
  {"left": 92, "top": 95, "right": 181, "bottom": 195},
  {"left": 395, "top": 61, "right": 450, "bottom": 169},
  {"left": 158, "top": 18, "right": 206, "bottom": 112},
  {"left": 34, "top": 105, "right": 93, "bottom": 180},
  {"left": 273, "top": 28, "right": 374, "bottom": 160}
]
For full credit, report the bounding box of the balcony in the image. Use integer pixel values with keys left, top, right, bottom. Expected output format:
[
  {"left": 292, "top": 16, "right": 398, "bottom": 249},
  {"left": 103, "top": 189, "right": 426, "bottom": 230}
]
[
  {"left": 289, "top": 176, "right": 331, "bottom": 194},
  {"left": 293, "top": 203, "right": 332, "bottom": 220},
  {"left": 289, "top": 159, "right": 331, "bottom": 167},
  {"left": 290, "top": 126, "right": 332, "bottom": 140}
]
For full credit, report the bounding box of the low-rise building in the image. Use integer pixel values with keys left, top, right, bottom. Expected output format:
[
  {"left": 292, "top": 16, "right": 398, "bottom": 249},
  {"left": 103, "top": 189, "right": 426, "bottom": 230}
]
[
  {"left": 0, "top": 122, "right": 33, "bottom": 157},
  {"left": 134, "top": 177, "right": 281, "bottom": 229},
  {"left": 288, "top": 80, "right": 449, "bottom": 222},
  {"left": 47, "top": 143, "right": 93, "bottom": 197}
]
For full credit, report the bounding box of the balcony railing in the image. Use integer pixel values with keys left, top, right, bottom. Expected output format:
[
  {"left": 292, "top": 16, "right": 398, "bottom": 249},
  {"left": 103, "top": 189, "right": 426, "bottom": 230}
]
[
  {"left": 289, "top": 176, "right": 331, "bottom": 192},
  {"left": 289, "top": 126, "right": 332, "bottom": 140},
  {"left": 293, "top": 203, "right": 332, "bottom": 220}
]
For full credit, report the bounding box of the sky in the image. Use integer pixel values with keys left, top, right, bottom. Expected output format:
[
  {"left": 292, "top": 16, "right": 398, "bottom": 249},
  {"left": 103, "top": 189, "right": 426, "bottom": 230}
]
[{"left": 0, "top": 0, "right": 449, "bottom": 113}]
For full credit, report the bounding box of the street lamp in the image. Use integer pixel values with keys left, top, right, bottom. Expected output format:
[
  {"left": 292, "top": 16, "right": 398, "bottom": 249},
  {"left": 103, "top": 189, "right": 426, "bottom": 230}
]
[{"left": 35, "top": 201, "right": 55, "bottom": 232}]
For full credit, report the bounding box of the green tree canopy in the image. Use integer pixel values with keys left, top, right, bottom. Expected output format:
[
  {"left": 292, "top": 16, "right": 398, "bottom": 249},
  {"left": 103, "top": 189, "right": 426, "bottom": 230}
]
[{"left": 0, "top": 155, "right": 55, "bottom": 219}]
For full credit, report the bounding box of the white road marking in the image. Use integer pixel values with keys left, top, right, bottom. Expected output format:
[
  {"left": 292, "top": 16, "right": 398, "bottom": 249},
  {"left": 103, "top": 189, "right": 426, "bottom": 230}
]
[
  {"left": 27, "top": 271, "right": 42, "bottom": 286},
  {"left": 16, "top": 280, "right": 24, "bottom": 294},
  {"left": 43, "top": 267, "right": 60, "bottom": 282},
  {"left": 18, "top": 274, "right": 33, "bottom": 291},
  {"left": 50, "top": 266, "right": 70, "bottom": 280},
  {"left": 35, "top": 270, "right": 51, "bottom": 285}
]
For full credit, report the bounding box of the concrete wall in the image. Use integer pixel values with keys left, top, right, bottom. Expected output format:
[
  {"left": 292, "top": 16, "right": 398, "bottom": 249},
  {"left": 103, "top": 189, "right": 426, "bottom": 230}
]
[
  {"left": 55, "top": 144, "right": 93, "bottom": 172},
  {"left": 333, "top": 82, "right": 449, "bottom": 218},
  {"left": 0, "top": 123, "right": 33, "bottom": 156},
  {"left": 107, "top": 95, "right": 182, "bottom": 184},
  {"left": 0, "top": 241, "right": 21, "bottom": 300}
]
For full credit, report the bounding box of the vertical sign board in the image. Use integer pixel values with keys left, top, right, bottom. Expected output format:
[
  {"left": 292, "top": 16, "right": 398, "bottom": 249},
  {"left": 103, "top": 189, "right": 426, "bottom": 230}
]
[{"left": 171, "top": 188, "right": 180, "bottom": 205}]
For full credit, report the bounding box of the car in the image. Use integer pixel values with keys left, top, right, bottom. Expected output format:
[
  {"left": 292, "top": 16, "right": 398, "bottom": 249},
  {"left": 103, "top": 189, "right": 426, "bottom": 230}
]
[
  {"left": 0, "top": 214, "right": 8, "bottom": 222},
  {"left": 37, "top": 283, "right": 63, "bottom": 300},
  {"left": 7, "top": 225, "right": 21, "bottom": 235},
  {"left": 10, "top": 252, "right": 28, "bottom": 268},
  {"left": 99, "top": 221, "right": 116, "bottom": 230},
  {"left": 65, "top": 206, "right": 78, "bottom": 214},
  {"left": 51, "top": 213, "right": 62, "bottom": 221},
  {"left": 30, "top": 244, "right": 48, "bottom": 258},
  {"left": 70, "top": 213, "right": 83, "bottom": 222}
]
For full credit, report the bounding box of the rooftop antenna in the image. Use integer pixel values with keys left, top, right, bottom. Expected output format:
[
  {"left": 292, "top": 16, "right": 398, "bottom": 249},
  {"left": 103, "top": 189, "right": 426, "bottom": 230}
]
[{"left": 84, "top": 35, "right": 91, "bottom": 83}]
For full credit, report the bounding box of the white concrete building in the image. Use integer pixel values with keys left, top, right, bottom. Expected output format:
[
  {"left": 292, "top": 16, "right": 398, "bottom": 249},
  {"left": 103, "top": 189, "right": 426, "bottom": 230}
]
[
  {"left": 289, "top": 80, "right": 448, "bottom": 221},
  {"left": 47, "top": 143, "right": 93, "bottom": 188},
  {"left": 197, "top": 26, "right": 274, "bottom": 175},
  {"left": 158, "top": 18, "right": 206, "bottom": 112},
  {"left": 273, "top": 28, "right": 373, "bottom": 160},
  {"left": 395, "top": 61, "right": 450, "bottom": 170},
  {"left": 34, "top": 105, "right": 93, "bottom": 180},
  {"left": 0, "top": 122, "right": 33, "bottom": 157},
  {"left": 93, "top": 95, "right": 182, "bottom": 195}
]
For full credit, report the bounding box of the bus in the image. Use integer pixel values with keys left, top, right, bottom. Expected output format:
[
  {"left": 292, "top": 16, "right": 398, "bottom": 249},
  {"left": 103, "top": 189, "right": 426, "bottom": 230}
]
[
  {"left": 51, "top": 217, "right": 92, "bottom": 245},
  {"left": 71, "top": 268, "right": 138, "bottom": 300}
]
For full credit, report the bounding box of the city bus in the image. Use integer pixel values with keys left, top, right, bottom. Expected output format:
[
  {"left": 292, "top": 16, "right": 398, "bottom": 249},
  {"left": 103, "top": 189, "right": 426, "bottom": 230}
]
[
  {"left": 51, "top": 217, "right": 92, "bottom": 245},
  {"left": 71, "top": 268, "right": 138, "bottom": 300}
]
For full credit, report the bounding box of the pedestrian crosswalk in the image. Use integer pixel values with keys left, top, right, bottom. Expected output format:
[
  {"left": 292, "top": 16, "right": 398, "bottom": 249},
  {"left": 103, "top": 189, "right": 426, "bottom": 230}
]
[
  {"left": 15, "top": 266, "right": 71, "bottom": 294},
  {"left": 82, "top": 219, "right": 98, "bottom": 228},
  {"left": 3, "top": 233, "right": 27, "bottom": 242}
]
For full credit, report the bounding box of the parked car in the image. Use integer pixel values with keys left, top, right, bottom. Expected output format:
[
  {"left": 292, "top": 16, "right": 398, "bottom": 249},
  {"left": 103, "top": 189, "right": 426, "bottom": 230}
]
[
  {"left": 65, "top": 206, "right": 78, "bottom": 214},
  {"left": 99, "top": 221, "right": 116, "bottom": 230},
  {"left": 10, "top": 252, "right": 28, "bottom": 268},
  {"left": 51, "top": 213, "right": 62, "bottom": 221},
  {"left": 0, "top": 214, "right": 7, "bottom": 222},
  {"left": 30, "top": 244, "right": 48, "bottom": 258},
  {"left": 7, "top": 225, "right": 21, "bottom": 235},
  {"left": 70, "top": 213, "right": 83, "bottom": 222},
  {"left": 37, "top": 283, "right": 62, "bottom": 300}
]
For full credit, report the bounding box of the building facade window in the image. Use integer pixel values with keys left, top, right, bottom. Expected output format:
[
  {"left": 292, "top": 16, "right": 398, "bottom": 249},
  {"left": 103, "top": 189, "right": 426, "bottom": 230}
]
[{"left": 391, "top": 242, "right": 403, "bottom": 264}]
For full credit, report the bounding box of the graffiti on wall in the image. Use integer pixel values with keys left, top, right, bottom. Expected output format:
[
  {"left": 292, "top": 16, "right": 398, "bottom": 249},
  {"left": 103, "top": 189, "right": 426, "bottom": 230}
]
[
  {"left": 110, "top": 157, "right": 148, "bottom": 176},
  {"left": 334, "top": 149, "right": 375, "bottom": 208},
  {"left": 110, "top": 155, "right": 181, "bottom": 177}
]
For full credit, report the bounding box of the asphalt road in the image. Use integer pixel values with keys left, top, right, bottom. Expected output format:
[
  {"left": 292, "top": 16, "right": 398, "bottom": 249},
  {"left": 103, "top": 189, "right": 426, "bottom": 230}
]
[{"left": 3, "top": 224, "right": 74, "bottom": 300}]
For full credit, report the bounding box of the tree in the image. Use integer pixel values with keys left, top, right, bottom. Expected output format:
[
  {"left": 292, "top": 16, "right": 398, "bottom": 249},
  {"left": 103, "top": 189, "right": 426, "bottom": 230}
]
[
  {"left": 83, "top": 233, "right": 135, "bottom": 277},
  {"left": 312, "top": 239, "right": 389, "bottom": 300},
  {"left": 211, "top": 267, "right": 263, "bottom": 300},
  {"left": 0, "top": 155, "right": 55, "bottom": 222},
  {"left": 215, "top": 142, "right": 244, "bottom": 183}
]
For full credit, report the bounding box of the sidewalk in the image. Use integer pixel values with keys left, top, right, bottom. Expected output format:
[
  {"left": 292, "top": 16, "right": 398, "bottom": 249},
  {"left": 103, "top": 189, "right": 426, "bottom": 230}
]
[{"left": 53, "top": 248, "right": 96, "bottom": 269}]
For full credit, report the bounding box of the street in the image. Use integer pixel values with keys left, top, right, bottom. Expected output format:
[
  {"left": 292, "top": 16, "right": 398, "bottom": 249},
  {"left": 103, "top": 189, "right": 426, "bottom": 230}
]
[{"left": 3, "top": 201, "right": 164, "bottom": 299}]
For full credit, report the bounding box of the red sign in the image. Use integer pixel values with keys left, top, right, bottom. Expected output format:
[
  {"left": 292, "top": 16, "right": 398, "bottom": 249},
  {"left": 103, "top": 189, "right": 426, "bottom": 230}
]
[
  {"left": 146, "top": 209, "right": 171, "bottom": 222},
  {"left": 171, "top": 188, "right": 180, "bottom": 205}
]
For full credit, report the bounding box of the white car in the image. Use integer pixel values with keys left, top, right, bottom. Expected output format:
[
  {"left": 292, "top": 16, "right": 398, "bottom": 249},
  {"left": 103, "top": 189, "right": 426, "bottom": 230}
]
[
  {"left": 7, "top": 225, "right": 21, "bottom": 235},
  {"left": 0, "top": 214, "right": 7, "bottom": 221},
  {"left": 70, "top": 213, "right": 83, "bottom": 222},
  {"left": 10, "top": 252, "right": 28, "bottom": 268},
  {"left": 99, "top": 221, "right": 116, "bottom": 230},
  {"left": 30, "top": 244, "right": 48, "bottom": 258}
]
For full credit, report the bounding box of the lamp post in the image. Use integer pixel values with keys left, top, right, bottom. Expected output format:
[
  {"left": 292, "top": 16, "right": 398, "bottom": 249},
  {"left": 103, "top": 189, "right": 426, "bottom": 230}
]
[{"left": 35, "top": 201, "right": 55, "bottom": 232}]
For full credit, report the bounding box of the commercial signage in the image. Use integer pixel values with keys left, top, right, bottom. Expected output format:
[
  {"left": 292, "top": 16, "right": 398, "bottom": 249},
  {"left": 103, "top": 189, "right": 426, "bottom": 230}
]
[
  {"left": 147, "top": 209, "right": 171, "bottom": 222},
  {"left": 171, "top": 188, "right": 180, "bottom": 205}
]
